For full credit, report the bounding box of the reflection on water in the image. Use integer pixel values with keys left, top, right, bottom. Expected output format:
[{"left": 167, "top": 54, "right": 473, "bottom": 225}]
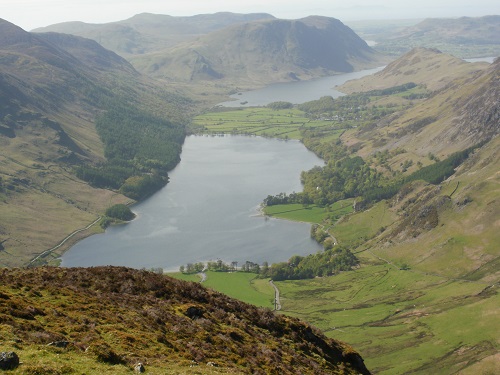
[
  {"left": 219, "top": 66, "right": 385, "bottom": 107},
  {"left": 62, "top": 135, "right": 324, "bottom": 271}
]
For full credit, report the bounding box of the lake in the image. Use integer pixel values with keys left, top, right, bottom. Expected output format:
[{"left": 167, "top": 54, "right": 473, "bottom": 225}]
[
  {"left": 61, "top": 135, "right": 324, "bottom": 271},
  {"left": 62, "top": 67, "right": 386, "bottom": 270},
  {"left": 219, "top": 66, "right": 384, "bottom": 107}
]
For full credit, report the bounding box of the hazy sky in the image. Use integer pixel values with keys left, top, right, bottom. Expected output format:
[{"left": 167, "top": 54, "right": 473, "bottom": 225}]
[{"left": 2, "top": 0, "right": 499, "bottom": 31}]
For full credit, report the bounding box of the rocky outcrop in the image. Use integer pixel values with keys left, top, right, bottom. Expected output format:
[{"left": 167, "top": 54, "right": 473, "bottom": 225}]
[{"left": 0, "top": 352, "right": 19, "bottom": 370}]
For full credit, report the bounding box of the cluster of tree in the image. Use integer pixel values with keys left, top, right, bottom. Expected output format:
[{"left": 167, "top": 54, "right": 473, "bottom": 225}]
[
  {"left": 362, "top": 144, "right": 481, "bottom": 204},
  {"left": 301, "top": 138, "right": 349, "bottom": 163},
  {"left": 180, "top": 259, "right": 261, "bottom": 274},
  {"left": 179, "top": 247, "right": 358, "bottom": 281},
  {"left": 298, "top": 83, "right": 417, "bottom": 116},
  {"left": 365, "top": 82, "right": 417, "bottom": 96},
  {"left": 104, "top": 204, "right": 135, "bottom": 221},
  {"left": 265, "top": 142, "right": 480, "bottom": 209},
  {"left": 264, "top": 155, "right": 383, "bottom": 207},
  {"left": 296, "top": 84, "right": 422, "bottom": 133},
  {"left": 76, "top": 102, "right": 185, "bottom": 200},
  {"left": 259, "top": 246, "right": 359, "bottom": 281},
  {"left": 267, "top": 101, "right": 294, "bottom": 110}
]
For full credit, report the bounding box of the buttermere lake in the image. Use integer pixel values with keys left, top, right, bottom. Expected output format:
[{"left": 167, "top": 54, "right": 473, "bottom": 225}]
[
  {"left": 62, "top": 66, "right": 389, "bottom": 270},
  {"left": 61, "top": 135, "right": 324, "bottom": 270}
]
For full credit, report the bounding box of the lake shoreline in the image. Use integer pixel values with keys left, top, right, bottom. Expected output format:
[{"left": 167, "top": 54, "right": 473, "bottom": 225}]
[{"left": 61, "top": 135, "right": 324, "bottom": 270}]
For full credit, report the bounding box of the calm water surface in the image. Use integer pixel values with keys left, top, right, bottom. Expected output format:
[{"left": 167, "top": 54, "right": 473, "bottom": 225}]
[
  {"left": 62, "top": 135, "right": 323, "bottom": 271},
  {"left": 219, "top": 66, "right": 384, "bottom": 107},
  {"left": 63, "top": 67, "right": 391, "bottom": 270}
]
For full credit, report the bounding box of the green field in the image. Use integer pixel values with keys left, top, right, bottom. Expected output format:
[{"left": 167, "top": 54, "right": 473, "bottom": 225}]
[
  {"left": 264, "top": 199, "right": 354, "bottom": 224},
  {"left": 173, "top": 265, "right": 498, "bottom": 374},
  {"left": 170, "top": 271, "right": 275, "bottom": 309},
  {"left": 277, "top": 264, "right": 499, "bottom": 374},
  {"left": 192, "top": 107, "right": 347, "bottom": 140},
  {"left": 331, "top": 200, "right": 396, "bottom": 246}
]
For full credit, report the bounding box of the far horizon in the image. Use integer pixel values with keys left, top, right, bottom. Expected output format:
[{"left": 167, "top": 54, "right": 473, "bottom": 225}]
[{"left": 1, "top": 0, "right": 499, "bottom": 31}]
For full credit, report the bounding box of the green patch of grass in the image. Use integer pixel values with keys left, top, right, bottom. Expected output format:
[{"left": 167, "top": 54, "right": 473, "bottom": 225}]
[
  {"left": 169, "top": 270, "right": 275, "bottom": 309},
  {"left": 275, "top": 264, "right": 499, "bottom": 374},
  {"left": 264, "top": 199, "right": 354, "bottom": 224},
  {"left": 332, "top": 200, "right": 395, "bottom": 246},
  {"left": 193, "top": 107, "right": 348, "bottom": 140},
  {"left": 202, "top": 271, "right": 275, "bottom": 308},
  {"left": 264, "top": 204, "right": 329, "bottom": 223}
]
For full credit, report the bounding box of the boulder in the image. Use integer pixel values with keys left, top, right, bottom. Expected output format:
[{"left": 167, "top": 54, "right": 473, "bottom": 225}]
[
  {"left": 0, "top": 351, "right": 19, "bottom": 370},
  {"left": 134, "top": 362, "right": 145, "bottom": 372}
]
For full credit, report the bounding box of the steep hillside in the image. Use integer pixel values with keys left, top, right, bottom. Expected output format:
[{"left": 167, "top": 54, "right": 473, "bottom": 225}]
[
  {"left": 0, "top": 266, "right": 370, "bottom": 374},
  {"left": 340, "top": 47, "right": 490, "bottom": 93},
  {"left": 33, "top": 12, "right": 275, "bottom": 57},
  {"left": 131, "top": 16, "right": 385, "bottom": 86},
  {"left": 0, "top": 19, "right": 189, "bottom": 267},
  {"left": 294, "top": 47, "right": 500, "bottom": 283},
  {"left": 343, "top": 55, "right": 499, "bottom": 278},
  {"left": 342, "top": 49, "right": 499, "bottom": 158},
  {"left": 373, "top": 15, "right": 500, "bottom": 58}
]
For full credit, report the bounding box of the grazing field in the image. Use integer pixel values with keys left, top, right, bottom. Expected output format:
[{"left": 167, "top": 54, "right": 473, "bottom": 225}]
[
  {"left": 263, "top": 199, "right": 354, "bottom": 224},
  {"left": 331, "top": 200, "right": 396, "bottom": 247},
  {"left": 277, "top": 264, "right": 499, "bottom": 374},
  {"left": 170, "top": 271, "right": 275, "bottom": 309},
  {"left": 192, "top": 107, "right": 348, "bottom": 140}
]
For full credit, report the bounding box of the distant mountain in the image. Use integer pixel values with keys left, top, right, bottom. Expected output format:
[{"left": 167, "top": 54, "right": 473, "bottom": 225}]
[
  {"left": 131, "top": 16, "right": 385, "bottom": 85},
  {"left": 0, "top": 18, "right": 189, "bottom": 267},
  {"left": 33, "top": 12, "right": 275, "bottom": 56},
  {"left": 373, "top": 15, "right": 500, "bottom": 58},
  {"left": 393, "top": 15, "right": 500, "bottom": 44},
  {"left": 340, "top": 47, "right": 490, "bottom": 92}
]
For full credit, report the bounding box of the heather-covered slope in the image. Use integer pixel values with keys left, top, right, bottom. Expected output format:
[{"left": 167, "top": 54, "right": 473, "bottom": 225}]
[{"left": 0, "top": 266, "right": 371, "bottom": 374}]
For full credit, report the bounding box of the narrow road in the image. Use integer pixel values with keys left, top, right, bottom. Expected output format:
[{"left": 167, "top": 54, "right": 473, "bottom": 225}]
[
  {"left": 269, "top": 280, "right": 282, "bottom": 311},
  {"left": 28, "top": 216, "right": 101, "bottom": 267}
]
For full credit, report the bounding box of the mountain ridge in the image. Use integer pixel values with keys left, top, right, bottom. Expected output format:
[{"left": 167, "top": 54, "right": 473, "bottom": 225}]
[
  {"left": 132, "top": 15, "right": 384, "bottom": 85},
  {"left": 33, "top": 12, "right": 276, "bottom": 56}
]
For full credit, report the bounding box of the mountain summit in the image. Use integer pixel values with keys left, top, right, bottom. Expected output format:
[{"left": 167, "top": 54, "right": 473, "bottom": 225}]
[{"left": 133, "top": 16, "right": 383, "bottom": 84}]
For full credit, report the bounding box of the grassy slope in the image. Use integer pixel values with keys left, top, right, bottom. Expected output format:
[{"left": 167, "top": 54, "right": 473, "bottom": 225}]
[
  {"left": 0, "top": 116, "right": 131, "bottom": 267},
  {"left": 339, "top": 48, "right": 489, "bottom": 93},
  {"left": 277, "top": 265, "right": 498, "bottom": 375},
  {"left": 171, "top": 271, "right": 275, "bottom": 309},
  {"left": 0, "top": 23, "right": 192, "bottom": 267}
]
